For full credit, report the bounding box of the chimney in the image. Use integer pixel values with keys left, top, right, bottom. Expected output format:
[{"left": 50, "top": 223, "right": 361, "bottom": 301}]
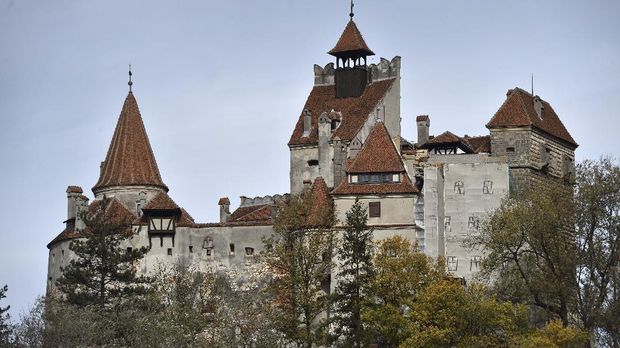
[
  {"left": 416, "top": 115, "right": 430, "bottom": 145},
  {"left": 66, "top": 186, "right": 83, "bottom": 221},
  {"left": 218, "top": 197, "right": 231, "bottom": 223},
  {"left": 74, "top": 195, "right": 89, "bottom": 231},
  {"left": 302, "top": 109, "right": 312, "bottom": 137}
]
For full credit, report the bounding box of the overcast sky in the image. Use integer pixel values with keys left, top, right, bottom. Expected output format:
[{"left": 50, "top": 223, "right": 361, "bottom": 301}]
[{"left": 1, "top": 0, "right": 618, "bottom": 318}]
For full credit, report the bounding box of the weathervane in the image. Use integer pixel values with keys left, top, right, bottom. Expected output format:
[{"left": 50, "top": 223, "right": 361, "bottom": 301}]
[
  {"left": 128, "top": 64, "right": 133, "bottom": 92},
  {"left": 350, "top": 0, "right": 354, "bottom": 19}
]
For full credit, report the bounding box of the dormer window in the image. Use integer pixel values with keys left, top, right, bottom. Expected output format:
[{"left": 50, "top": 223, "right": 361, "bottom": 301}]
[{"left": 358, "top": 173, "right": 395, "bottom": 184}]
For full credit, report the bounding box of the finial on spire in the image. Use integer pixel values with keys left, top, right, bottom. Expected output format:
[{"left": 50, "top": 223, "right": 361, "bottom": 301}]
[
  {"left": 350, "top": 0, "right": 354, "bottom": 19},
  {"left": 128, "top": 64, "right": 133, "bottom": 92}
]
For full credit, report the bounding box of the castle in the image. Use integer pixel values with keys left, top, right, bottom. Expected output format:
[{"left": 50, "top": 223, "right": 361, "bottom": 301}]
[{"left": 46, "top": 14, "right": 577, "bottom": 289}]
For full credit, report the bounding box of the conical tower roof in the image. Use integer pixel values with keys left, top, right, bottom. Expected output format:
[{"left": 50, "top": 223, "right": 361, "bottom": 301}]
[
  {"left": 92, "top": 92, "right": 168, "bottom": 193},
  {"left": 328, "top": 20, "right": 374, "bottom": 58}
]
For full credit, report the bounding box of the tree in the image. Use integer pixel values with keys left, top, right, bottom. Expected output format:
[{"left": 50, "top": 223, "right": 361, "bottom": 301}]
[
  {"left": 362, "top": 236, "right": 446, "bottom": 348},
  {"left": 0, "top": 284, "right": 12, "bottom": 346},
  {"left": 401, "top": 280, "right": 530, "bottom": 348},
  {"left": 265, "top": 185, "right": 335, "bottom": 348},
  {"left": 56, "top": 197, "right": 150, "bottom": 310},
  {"left": 573, "top": 157, "right": 620, "bottom": 346},
  {"left": 330, "top": 199, "right": 375, "bottom": 347},
  {"left": 468, "top": 185, "right": 577, "bottom": 325}
]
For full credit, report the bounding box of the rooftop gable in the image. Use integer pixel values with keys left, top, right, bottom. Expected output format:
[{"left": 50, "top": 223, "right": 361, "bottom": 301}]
[
  {"left": 486, "top": 88, "right": 577, "bottom": 147},
  {"left": 348, "top": 121, "right": 405, "bottom": 173}
]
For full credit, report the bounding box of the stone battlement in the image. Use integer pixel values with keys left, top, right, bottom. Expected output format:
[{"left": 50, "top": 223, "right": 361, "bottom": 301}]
[
  {"left": 313, "top": 56, "right": 401, "bottom": 86},
  {"left": 239, "top": 194, "right": 290, "bottom": 208}
]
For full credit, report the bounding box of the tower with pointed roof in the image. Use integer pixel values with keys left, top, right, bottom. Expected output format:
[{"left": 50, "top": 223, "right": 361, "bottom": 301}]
[{"left": 289, "top": 13, "right": 402, "bottom": 194}]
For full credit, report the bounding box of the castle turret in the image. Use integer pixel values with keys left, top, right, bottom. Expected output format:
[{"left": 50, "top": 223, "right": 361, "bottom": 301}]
[
  {"left": 328, "top": 16, "right": 374, "bottom": 98},
  {"left": 218, "top": 197, "right": 231, "bottom": 223}
]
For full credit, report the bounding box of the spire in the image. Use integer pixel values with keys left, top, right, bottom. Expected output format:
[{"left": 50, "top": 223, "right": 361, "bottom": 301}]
[
  {"left": 92, "top": 90, "right": 168, "bottom": 193},
  {"left": 328, "top": 17, "right": 374, "bottom": 58}
]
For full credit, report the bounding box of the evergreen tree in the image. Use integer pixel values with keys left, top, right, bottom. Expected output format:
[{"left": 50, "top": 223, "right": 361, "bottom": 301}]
[
  {"left": 0, "top": 284, "right": 12, "bottom": 346},
  {"left": 330, "top": 199, "right": 375, "bottom": 347},
  {"left": 56, "top": 197, "right": 150, "bottom": 310}
]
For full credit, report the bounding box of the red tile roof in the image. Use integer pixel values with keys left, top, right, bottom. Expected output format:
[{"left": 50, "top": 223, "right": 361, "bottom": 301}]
[
  {"left": 228, "top": 204, "right": 273, "bottom": 224},
  {"left": 486, "top": 88, "right": 577, "bottom": 147},
  {"left": 416, "top": 115, "right": 429, "bottom": 122},
  {"left": 331, "top": 174, "right": 418, "bottom": 195},
  {"left": 308, "top": 177, "right": 333, "bottom": 226},
  {"left": 464, "top": 135, "right": 491, "bottom": 153},
  {"left": 47, "top": 228, "right": 81, "bottom": 249},
  {"left": 92, "top": 92, "right": 168, "bottom": 193},
  {"left": 328, "top": 20, "right": 374, "bottom": 57},
  {"left": 289, "top": 78, "right": 395, "bottom": 146},
  {"left": 348, "top": 122, "right": 404, "bottom": 173},
  {"left": 142, "top": 192, "right": 180, "bottom": 211}
]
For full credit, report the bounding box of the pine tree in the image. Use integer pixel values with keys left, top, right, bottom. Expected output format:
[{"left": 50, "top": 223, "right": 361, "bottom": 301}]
[
  {"left": 56, "top": 197, "right": 150, "bottom": 310},
  {"left": 0, "top": 284, "right": 12, "bottom": 345},
  {"left": 330, "top": 199, "right": 375, "bottom": 347}
]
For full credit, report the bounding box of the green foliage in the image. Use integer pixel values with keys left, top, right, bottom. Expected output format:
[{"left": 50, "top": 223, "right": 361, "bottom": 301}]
[
  {"left": 56, "top": 197, "right": 150, "bottom": 310},
  {"left": 401, "top": 280, "right": 529, "bottom": 348},
  {"left": 468, "top": 185, "right": 577, "bottom": 324},
  {"left": 362, "top": 236, "right": 446, "bottom": 348},
  {"left": 573, "top": 157, "right": 620, "bottom": 346},
  {"left": 330, "top": 199, "right": 375, "bottom": 347},
  {"left": 265, "top": 189, "right": 335, "bottom": 348}
]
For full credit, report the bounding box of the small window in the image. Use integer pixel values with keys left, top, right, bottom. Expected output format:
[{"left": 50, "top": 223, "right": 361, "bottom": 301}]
[
  {"left": 307, "top": 159, "right": 319, "bottom": 166},
  {"left": 189, "top": 246, "right": 193, "bottom": 253},
  {"left": 506, "top": 147, "right": 515, "bottom": 153},
  {"left": 126, "top": 247, "right": 133, "bottom": 253},
  {"left": 206, "top": 249, "right": 212, "bottom": 256},
  {"left": 454, "top": 181, "right": 465, "bottom": 194},
  {"left": 483, "top": 180, "right": 493, "bottom": 194},
  {"left": 167, "top": 248, "right": 172, "bottom": 256},
  {"left": 136, "top": 203, "right": 142, "bottom": 217},
  {"left": 470, "top": 256, "right": 482, "bottom": 271},
  {"left": 229, "top": 243, "right": 235, "bottom": 256},
  {"left": 245, "top": 247, "right": 254, "bottom": 256},
  {"left": 203, "top": 238, "right": 213, "bottom": 249},
  {"left": 447, "top": 256, "right": 458, "bottom": 271},
  {"left": 468, "top": 216, "right": 479, "bottom": 230},
  {"left": 369, "top": 202, "right": 381, "bottom": 218},
  {"left": 61, "top": 250, "right": 65, "bottom": 256},
  {"left": 444, "top": 216, "right": 451, "bottom": 232}
]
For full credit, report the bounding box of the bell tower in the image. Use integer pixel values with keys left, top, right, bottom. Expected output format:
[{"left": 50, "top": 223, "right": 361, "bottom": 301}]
[{"left": 328, "top": 4, "right": 374, "bottom": 98}]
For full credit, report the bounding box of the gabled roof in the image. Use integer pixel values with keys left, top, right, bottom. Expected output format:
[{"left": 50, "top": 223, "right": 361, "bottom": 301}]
[
  {"left": 288, "top": 78, "right": 395, "bottom": 146},
  {"left": 464, "top": 135, "right": 491, "bottom": 153},
  {"left": 92, "top": 92, "right": 168, "bottom": 193},
  {"left": 328, "top": 20, "right": 374, "bottom": 57},
  {"left": 486, "top": 88, "right": 577, "bottom": 147},
  {"left": 331, "top": 174, "right": 418, "bottom": 195},
  {"left": 142, "top": 192, "right": 180, "bottom": 211},
  {"left": 348, "top": 122, "right": 404, "bottom": 173}
]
